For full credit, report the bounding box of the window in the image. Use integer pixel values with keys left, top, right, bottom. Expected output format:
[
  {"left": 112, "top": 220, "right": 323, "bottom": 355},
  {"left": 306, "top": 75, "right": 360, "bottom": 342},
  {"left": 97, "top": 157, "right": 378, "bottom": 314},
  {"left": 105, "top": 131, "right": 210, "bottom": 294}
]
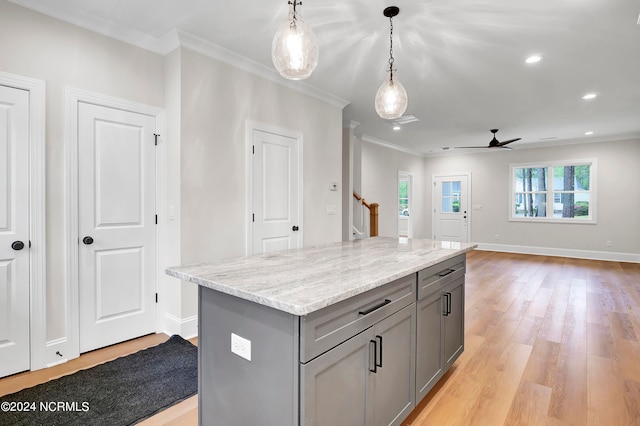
[
  {"left": 510, "top": 159, "right": 596, "bottom": 223},
  {"left": 441, "top": 180, "right": 461, "bottom": 213}
]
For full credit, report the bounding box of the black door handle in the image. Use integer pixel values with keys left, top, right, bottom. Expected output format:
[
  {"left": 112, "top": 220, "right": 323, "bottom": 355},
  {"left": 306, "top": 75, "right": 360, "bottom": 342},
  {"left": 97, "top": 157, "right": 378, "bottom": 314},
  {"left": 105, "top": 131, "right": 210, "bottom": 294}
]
[
  {"left": 292, "top": 225, "right": 299, "bottom": 231},
  {"left": 11, "top": 241, "right": 25, "bottom": 250},
  {"left": 82, "top": 236, "right": 94, "bottom": 245}
]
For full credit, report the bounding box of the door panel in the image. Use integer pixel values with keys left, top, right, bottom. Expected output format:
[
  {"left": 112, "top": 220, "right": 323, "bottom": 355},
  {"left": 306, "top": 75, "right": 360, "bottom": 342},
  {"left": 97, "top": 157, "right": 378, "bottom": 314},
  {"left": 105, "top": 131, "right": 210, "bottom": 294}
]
[
  {"left": 301, "top": 328, "right": 369, "bottom": 425},
  {"left": 0, "top": 85, "right": 29, "bottom": 377},
  {"left": 78, "top": 102, "right": 156, "bottom": 353},
  {"left": 252, "top": 129, "right": 300, "bottom": 254},
  {"left": 433, "top": 174, "right": 470, "bottom": 242}
]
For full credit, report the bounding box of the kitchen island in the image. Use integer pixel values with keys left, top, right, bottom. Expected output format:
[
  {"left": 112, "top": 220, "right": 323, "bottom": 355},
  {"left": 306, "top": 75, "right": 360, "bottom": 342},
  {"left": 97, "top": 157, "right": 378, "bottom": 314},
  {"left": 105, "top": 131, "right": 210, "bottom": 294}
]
[{"left": 166, "top": 237, "right": 476, "bottom": 426}]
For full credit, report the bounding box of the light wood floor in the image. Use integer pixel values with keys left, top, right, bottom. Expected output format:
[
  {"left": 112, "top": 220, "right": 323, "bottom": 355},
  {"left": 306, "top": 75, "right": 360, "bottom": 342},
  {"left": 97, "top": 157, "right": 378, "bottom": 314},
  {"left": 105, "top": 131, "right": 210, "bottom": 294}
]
[{"left": 2, "top": 250, "right": 639, "bottom": 425}]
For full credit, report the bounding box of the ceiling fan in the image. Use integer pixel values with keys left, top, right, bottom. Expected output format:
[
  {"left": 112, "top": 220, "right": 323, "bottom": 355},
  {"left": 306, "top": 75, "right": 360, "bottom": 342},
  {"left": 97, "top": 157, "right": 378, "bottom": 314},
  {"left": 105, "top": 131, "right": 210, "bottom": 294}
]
[{"left": 457, "top": 129, "right": 521, "bottom": 150}]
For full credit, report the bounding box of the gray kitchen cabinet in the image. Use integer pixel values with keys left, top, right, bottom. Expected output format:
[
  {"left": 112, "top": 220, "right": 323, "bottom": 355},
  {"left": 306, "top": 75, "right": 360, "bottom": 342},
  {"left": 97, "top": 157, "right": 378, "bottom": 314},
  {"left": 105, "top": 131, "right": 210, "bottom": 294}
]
[
  {"left": 443, "top": 277, "right": 464, "bottom": 368},
  {"left": 415, "top": 254, "right": 466, "bottom": 402},
  {"left": 171, "top": 239, "right": 475, "bottom": 426},
  {"left": 301, "top": 303, "right": 416, "bottom": 426}
]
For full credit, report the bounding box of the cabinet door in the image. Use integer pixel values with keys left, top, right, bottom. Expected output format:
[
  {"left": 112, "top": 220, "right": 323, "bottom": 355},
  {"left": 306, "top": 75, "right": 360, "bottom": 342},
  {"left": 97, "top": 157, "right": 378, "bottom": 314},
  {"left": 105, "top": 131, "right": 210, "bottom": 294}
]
[
  {"left": 415, "top": 291, "right": 444, "bottom": 402},
  {"left": 368, "top": 304, "right": 416, "bottom": 426},
  {"left": 443, "top": 278, "right": 464, "bottom": 368},
  {"left": 300, "top": 329, "right": 370, "bottom": 425}
]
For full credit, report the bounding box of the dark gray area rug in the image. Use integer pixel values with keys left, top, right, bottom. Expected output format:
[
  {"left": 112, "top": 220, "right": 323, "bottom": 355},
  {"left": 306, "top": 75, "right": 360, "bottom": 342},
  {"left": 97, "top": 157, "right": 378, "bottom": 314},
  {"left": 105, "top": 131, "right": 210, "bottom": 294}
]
[{"left": 0, "top": 335, "right": 198, "bottom": 426}]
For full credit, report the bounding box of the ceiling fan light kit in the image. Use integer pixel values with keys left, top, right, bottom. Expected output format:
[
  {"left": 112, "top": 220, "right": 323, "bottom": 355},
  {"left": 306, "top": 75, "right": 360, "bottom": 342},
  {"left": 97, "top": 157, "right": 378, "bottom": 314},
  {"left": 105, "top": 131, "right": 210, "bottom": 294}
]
[
  {"left": 375, "top": 6, "right": 408, "bottom": 120},
  {"left": 271, "top": 0, "right": 319, "bottom": 80}
]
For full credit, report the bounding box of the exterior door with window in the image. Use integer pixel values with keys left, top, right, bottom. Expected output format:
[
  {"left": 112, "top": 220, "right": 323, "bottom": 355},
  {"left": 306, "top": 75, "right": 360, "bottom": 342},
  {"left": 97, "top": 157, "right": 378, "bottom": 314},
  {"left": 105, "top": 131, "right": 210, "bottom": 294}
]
[{"left": 432, "top": 174, "right": 470, "bottom": 243}]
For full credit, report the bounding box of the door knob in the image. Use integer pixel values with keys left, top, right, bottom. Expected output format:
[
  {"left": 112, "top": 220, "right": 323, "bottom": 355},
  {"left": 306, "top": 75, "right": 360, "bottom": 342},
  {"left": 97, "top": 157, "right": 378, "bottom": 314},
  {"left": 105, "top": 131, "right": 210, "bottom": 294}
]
[
  {"left": 82, "top": 236, "right": 94, "bottom": 245},
  {"left": 292, "top": 226, "right": 299, "bottom": 231},
  {"left": 11, "top": 241, "right": 25, "bottom": 250}
]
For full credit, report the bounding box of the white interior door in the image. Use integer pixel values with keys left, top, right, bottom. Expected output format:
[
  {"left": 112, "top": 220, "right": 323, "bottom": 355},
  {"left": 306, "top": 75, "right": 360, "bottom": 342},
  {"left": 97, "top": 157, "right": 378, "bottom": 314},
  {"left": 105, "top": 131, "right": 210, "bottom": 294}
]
[
  {"left": 78, "top": 102, "right": 157, "bottom": 353},
  {"left": 0, "top": 85, "right": 30, "bottom": 377},
  {"left": 432, "top": 174, "right": 470, "bottom": 243},
  {"left": 251, "top": 128, "right": 301, "bottom": 254}
]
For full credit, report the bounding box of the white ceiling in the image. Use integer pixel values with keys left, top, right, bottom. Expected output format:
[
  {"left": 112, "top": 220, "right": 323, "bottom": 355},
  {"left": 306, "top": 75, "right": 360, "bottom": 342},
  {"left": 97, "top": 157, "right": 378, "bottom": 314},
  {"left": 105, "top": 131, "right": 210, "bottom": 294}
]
[{"left": 11, "top": 0, "right": 640, "bottom": 155}]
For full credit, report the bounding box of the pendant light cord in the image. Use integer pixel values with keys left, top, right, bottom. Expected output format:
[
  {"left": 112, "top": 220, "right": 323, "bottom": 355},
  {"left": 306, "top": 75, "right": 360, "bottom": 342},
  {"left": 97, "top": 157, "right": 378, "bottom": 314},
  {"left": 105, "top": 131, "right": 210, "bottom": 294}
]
[{"left": 388, "top": 15, "right": 395, "bottom": 82}]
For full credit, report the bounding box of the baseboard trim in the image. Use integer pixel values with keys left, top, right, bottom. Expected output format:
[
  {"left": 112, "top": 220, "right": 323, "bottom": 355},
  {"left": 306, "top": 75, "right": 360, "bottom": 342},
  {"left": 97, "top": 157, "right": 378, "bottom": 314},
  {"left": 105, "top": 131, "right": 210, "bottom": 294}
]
[
  {"left": 476, "top": 243, "right": 640, "bottom": 263},
  {"left": 162, "top": 313, "right": 198, "bottom": 339}
]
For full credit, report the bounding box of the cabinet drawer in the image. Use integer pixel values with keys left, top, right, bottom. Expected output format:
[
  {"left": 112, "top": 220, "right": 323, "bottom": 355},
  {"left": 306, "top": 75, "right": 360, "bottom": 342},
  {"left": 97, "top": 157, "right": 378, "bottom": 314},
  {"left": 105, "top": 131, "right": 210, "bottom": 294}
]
[
  {"left": 417, "top": 255, "right": 465, "bottom": 300},
  {"left": 300, "top": 274, "right": 416, "bottom": 363}
]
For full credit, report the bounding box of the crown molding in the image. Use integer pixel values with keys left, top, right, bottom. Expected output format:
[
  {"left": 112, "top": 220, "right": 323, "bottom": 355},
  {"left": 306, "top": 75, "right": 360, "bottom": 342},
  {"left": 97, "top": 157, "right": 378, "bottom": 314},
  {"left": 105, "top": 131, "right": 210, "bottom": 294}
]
[
  {"left": 176, "top": 30, "right": 349, "bottom": 109},
  {"left": 361, "top": 134, "right": 425, "bottom": 158},
  {"left": 10, "top": 1, "right": 350, "bottom": 108}
]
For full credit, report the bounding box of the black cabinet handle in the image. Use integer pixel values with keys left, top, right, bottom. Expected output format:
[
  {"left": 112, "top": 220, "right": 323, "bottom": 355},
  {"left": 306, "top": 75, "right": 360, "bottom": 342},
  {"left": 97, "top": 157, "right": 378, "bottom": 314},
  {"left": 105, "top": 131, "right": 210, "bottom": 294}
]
[
  {"left": 369, "top": 340, "right": 378, "bottom": 373},
  {"left": 11, "top": 241, "right": 25, "bottom": 250},
  {"left": 443, "top": 293, "right": 450, "bottom": 316},
  {"left": 292, "top": 225, "right": 299, "bottom": 231},
  {"left": 82, "top": 236, "right": 94, "bottom": 245},
  {"left": 359, "top": 299, "right": 391, "bottom": 316},
  {"left": 375, "top": 335, "right": 383, "bottom": 368},
  {"left": 438, "top": 269, "right": 455, "bottom": 277}
]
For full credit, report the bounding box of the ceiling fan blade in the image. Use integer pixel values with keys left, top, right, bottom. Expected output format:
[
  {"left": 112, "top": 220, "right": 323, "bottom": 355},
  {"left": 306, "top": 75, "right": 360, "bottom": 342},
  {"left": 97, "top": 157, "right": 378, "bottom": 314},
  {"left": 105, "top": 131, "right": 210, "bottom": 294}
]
[
  {"left": 455, "top": 146, "right": 491, "bottom": 149},
  {"left": 496, "top": 137, "right": 521, "bottom": 146}
]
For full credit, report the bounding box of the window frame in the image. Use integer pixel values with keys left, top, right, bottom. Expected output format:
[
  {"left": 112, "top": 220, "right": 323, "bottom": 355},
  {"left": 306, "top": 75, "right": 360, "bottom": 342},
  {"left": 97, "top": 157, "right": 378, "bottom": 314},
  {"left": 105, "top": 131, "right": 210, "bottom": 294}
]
[{"left": 509, "top": 158, "right": 597, "bottom": 224}]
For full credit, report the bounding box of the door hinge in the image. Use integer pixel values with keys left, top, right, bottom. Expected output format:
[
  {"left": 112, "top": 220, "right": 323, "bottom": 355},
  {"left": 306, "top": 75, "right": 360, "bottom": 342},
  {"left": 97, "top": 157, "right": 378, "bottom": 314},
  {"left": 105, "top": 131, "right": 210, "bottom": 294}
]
[
  {"left": 29, "top": 240, "right": 32, "bottom": 248},
  {"left": 155, "top": 293, "right": 158, "bottom": 303},
  {"left": 154, "top": 133, "right": 160, "bottom": 146}
]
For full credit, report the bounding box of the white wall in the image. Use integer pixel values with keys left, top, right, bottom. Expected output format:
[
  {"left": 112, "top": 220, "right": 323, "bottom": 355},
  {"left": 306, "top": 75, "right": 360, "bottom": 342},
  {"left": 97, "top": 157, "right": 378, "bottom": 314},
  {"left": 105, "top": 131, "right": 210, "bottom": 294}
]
[
  {"left": 0, "top": 0, "right": 344, "bottom": 366},
  {"left": 177, "top": 48, "right": 344, "bottom": 317},
  {"left": 424, "top": 138, "right": 640, "bottom": 260},
  {"left": 361, "top": 140, "right": 428, "bottom": 239},
  {"left": 0, "top": 1, "right": 165, "bottom": 345}
]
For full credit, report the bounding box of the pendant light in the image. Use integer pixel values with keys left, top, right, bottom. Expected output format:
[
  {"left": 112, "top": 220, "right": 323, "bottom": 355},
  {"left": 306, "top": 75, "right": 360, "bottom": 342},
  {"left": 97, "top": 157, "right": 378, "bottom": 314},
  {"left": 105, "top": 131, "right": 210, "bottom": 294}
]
[
  {"left": 375, "top": 6, "right": 408, "bottom": 120},
  {"left": 272, "top": 0, "right": 319, "bottom": 80}
]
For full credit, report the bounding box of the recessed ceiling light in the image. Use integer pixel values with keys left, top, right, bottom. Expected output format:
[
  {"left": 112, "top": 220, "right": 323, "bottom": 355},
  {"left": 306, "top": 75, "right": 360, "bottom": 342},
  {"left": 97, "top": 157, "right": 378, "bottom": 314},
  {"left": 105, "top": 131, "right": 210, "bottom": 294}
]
[
  {"left": 525, "top": 55, "right": 543, "bottom": 64},
  {"left": 584, "top": 131, "right": 594, "bottom": 135},
  {"left": 582, "top": 93, "right": 597, "bottom": 100},
  {"left": 393, "top": 125, "right": 401, "bottom": 131}
]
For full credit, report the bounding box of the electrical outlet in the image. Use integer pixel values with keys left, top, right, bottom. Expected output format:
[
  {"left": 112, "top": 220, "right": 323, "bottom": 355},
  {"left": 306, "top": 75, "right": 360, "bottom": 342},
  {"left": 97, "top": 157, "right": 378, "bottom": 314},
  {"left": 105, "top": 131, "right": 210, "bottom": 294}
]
[
  {"left": 494, "top": 234, "right": 500, "bottom": 240},
  {"left": 231, "top": 333, "right": 251, "bottom": 361},
  {"left": 606, "top": 240, "right": 613, "bottom": 247}
]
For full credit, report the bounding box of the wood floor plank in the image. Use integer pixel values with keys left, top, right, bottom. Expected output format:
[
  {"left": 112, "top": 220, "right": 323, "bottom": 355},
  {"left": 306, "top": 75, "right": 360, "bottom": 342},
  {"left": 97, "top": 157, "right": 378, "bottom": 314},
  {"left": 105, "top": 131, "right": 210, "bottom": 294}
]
[
  {"left": 2, "top": 251, "right": 639, "bottom": 425},
  {"left": 587, "top": 355, "right": 630, "bottom": 426}
]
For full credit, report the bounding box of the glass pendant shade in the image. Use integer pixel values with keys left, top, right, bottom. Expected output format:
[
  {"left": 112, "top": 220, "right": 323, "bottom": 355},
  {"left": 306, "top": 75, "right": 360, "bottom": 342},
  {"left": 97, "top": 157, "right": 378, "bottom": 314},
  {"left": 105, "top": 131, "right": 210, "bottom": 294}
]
[
  {"left": 375, "top": 76, "right": 408, "bottom": 119},
  {"left": 272, "top": 14, "right": 318, "bottom": 80}
]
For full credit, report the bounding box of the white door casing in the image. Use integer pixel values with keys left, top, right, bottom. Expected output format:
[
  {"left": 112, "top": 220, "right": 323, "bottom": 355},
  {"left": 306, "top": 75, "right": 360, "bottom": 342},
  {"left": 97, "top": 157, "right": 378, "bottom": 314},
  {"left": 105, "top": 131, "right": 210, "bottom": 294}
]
[
  {"left": 247, "top": 122, "right": 302, "bottom": 255},
  {"left": 432, "top": 173, "right": 471, "bottom": 243},
  {"left": 0, "top": 85, "right": 30, "bottom": 377},
  {"left": 77, "top": 102, "right": 157, "bottom": 353}
]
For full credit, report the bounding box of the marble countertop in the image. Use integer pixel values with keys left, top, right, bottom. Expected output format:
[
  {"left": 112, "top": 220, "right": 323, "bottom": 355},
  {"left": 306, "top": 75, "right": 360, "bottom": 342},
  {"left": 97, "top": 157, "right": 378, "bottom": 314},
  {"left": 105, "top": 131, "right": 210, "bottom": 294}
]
[{"left": 166, "top": 237, "right": 476, "bottom": 316}]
